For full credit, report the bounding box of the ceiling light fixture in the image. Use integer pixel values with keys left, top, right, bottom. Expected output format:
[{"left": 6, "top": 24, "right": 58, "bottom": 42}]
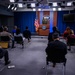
[
  {"left": 14, "top": 7, "right": 17, "bottom": 10},
  {"left": 73, "top": 2, "right": 75, "bottom": 6},
  {"left": 38, "top": 8, "right": 41, "bottom": 11},
  {"left": 36, "top": 3, "right": 39, "bottom": 6},
  {"left": 32, "top": 8, "right": 36, "bottom": 11},
  {"left": 8, "top": 5, "right": 11, "bottom": 9},
  {"left": 27, "top": 4, "right": 31, "bottom": 8},
  {"left": 11, "top": 6, "right": 14, "bottom": 10},
  {"left": 8, "top": 4, "right": 14, "bottom": 10},
  {"left": 9, "top": 0, "right": 15, "bottom": 2},
  {"left": 53, "top": 8, "right": 56, "bottom": 11},
  {"left": 67, "top": 2, "right": 72, "bottom": 6},
  {"left": 18, "top": 3, "right": 23, "bottom": 8},
  {"left": 53, "top": 2, "right": 57, "bottom": 7},
  {"left": 62, "top": 1, "right": 65, "bottom": 4},
  {"left": 13, "top": 4, "right": 18, "bottom": 11},
  {"left": 58, "top": 8, "right": 61, "bottom": 11},
  {"left": 31, "top": 3, "right": 36, "bottom": 7}
]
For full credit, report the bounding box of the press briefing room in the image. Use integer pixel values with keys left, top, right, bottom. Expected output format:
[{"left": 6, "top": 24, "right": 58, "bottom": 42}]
[{"left": 0, "top": 0, "right": 75, "bottom": 75}]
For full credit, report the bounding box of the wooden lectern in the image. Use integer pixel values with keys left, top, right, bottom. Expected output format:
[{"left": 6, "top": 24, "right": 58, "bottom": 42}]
[{"left": 38, "top": 24, "right": 49, "bottom": 36}]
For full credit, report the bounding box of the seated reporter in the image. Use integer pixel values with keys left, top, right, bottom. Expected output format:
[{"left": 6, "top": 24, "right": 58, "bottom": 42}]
[
  {"left": 67, "top": 30, "right": 75, "bottom": 39},
  {"left": 14, "top": 28, "right": 25, "bottom": 48},
  {"left": 23, "top": 26, "right": 31, "bottom": 42},
  {"left": 67, "top": 30, "right": 75, "bottom": 51},
  {"left": 0, "top": 27, "right": 15, "bottom": 48},
  {"left": 63, "top": 27, "right": 71, "bottom": 39},
  {"left": 14, "top": 28, "right": 25, "bottom": 40},
  {"left": 0, "top": 46, "right": 10, "bottom": 65},
  {"left": 45, "top": 33, "right": 67, "bottom": 67}
]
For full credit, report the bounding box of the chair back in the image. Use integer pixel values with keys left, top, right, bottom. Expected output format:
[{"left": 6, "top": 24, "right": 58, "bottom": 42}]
[
  {"left": 0, "top": 36, "right": 10, "bottom": 42},
  {"left": 0, "top": 36, "right": 10, "bottom": 49},
  {"left": 14, "top": 36, "right": 23, "bottom": 43},
  {"left": 67, "top": 36, "right": 75, "bottom": 45}
]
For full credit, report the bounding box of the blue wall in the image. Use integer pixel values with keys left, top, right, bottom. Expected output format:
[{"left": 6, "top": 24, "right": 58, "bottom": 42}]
[
  {"left": 57, "top": 11, "right": 75, "bottom": 34},
  {"left": 14, "top": 11, "right": 75, "bottom": 34},
  {"left": 14, "top": 12, "right": 36, "bottom": 33}
]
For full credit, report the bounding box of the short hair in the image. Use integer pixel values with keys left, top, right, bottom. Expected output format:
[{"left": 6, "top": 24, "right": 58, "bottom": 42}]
[
  {"left": 16, "top": 28, "right": 20, "bottom": 35},
  {"left": 26, "top": 26, "right": 28, "bottom": 29},
  {"left": 52, "top": 33, "right": 59, "bottom": 39},
  {"left": 3, "top": 27, "right": 7, "bottom": 31},
  {"left": 53, "top": 27, "right": 57, "bottom": 32},
  {"left": 66, "top": 27, "right": 70, "bottom": 31},
  {"left": 14, "top": 26, "right": 17, "bottom": 29}
]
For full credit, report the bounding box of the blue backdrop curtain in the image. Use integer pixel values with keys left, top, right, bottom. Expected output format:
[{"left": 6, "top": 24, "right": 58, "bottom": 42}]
[
  {"left": 14, "top": 12, "right": 36, "bottom": 33},
  {"left": 57, "top": 11, "right": 75, "bottom": 34}
]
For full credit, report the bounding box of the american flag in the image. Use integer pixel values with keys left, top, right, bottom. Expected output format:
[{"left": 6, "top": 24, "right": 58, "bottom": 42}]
[{"left": 34, "top": 19, "right": 39, "bottom": 31}]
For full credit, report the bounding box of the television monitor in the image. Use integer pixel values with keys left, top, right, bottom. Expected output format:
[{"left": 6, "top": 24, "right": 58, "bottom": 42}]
[{"left": 63, "top": 14, "right": 75, "bottom": 22}]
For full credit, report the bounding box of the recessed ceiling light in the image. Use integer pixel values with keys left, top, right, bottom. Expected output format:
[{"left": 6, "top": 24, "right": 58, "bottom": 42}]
[
  {"left": 53, "top": 2, "right": 57, "bottom": 7},
  {"left": 67, "top": 2, "right": 72, "bottom": 6},
  {"left": 9, "top": 0, "right": 15, "bottom": 2},
  {"left": 53, "top": 8, "right": 56, "bottom": 11},
  {"left": 38, "top": 8, "right": 41, "bottom": 11},
  {"left": 18, "top": 3, "right": 23, "bottom": 7},
  {"left": 58, "top": 8, "right": 61, "bottom": 11},
  {"left": 32, "top": 8, "right": 36, "bottom": 11},
  {"left": 31, "top": 3, "right": 36, "bottom": 7}
]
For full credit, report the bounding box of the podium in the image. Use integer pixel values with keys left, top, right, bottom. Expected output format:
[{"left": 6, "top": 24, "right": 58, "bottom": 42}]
[{"left": 38, "top": 24, "right": 49, "bottom": 36}]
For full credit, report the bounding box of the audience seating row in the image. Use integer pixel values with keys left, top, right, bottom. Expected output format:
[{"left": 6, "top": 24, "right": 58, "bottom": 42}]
[{"left": 0, "top": 36, "right": 24, "bottom": 49}]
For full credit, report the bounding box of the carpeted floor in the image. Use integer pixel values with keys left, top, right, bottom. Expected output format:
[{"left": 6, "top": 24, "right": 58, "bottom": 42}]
[{"left": 0, "top": 36, "right": 75, "bottom": 75}]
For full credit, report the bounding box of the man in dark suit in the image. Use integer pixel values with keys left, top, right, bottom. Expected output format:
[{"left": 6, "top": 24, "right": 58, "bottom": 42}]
[
  {"left": 46, "top": 33, "right": 67, "bottom": 67},
  {"left": 0, "top": 46, "right": 10, "bottom": 65}
]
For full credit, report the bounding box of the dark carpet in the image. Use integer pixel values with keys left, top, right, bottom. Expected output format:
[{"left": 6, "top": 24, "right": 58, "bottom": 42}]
[{"left": 0, "top": 36, "right": 75, "bottom": 75}]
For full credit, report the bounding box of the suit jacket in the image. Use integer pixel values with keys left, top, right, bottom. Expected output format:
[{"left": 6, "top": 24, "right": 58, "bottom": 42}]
[
  {"left": 23, "top": 30, "right": 31, "bottom": 38},
  {"left": 0, "top": 31, "right": 13, "bottom": 39},
  {"left": 45, "top": 40, "right": 67, "bottom": 62}
]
